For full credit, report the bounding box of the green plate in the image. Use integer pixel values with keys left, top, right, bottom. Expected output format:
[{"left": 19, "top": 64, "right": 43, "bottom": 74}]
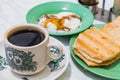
[
  {"left": 70, "top": 24, "right": 120, "bottom": 79},
  {"left": 26, "top": 1, "right": 94, "bottom": 36}
]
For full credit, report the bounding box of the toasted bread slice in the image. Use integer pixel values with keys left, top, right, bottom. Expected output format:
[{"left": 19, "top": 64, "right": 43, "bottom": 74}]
[
  {"left": 101, "top": 16, "right": 120, "bottom": 45},
  {"left": 74, "top": 49, "right": 120, "bottom": 66},
  {"left": 73, "top": 27, "right": 120, "bottom": 63}
]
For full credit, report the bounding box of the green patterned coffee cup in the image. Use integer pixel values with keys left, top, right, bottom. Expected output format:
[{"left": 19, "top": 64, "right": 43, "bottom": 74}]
[{"left": 4, "top": 24, "right": 63, "bottom": 75}]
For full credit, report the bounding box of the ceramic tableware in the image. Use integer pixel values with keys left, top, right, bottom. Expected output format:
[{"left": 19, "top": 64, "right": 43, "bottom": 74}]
[
  {"left": 26, "top": 1, "right": 94, "bottom": 36},
  {"left": 0, "top": 36, "right": 69, "bottom": 80},
  {"left": 70, "top": 24, "right": 120, "bottom": 79},
  {"left": 4, "top": 24, "right": 63, "bottom": 75}
]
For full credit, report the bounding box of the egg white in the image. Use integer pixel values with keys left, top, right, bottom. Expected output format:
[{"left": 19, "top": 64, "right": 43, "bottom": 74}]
[{"left": 38, "top": 12, "right": 82, "bottom": 32}]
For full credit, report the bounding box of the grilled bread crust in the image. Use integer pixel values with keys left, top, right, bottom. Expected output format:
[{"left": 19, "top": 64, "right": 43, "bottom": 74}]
[
  {"left": 73, "top": 16, "right": 120, "bottom": 66},
  {"left": 74, "top": 49, "right": 120, "bottom": 66},
  {"left": 73, "top": 27, "right": 120, "bottom": 63}
]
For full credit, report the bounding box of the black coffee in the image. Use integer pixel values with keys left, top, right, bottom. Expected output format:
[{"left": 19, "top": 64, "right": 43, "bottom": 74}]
[{"left": 8, "top": 29, "right": 45, "bottom": 47}]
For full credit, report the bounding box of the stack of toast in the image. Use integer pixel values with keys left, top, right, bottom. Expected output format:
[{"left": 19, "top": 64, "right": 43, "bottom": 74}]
[{"left": 73, "top": 16, "right": 120, "bottom": 66}]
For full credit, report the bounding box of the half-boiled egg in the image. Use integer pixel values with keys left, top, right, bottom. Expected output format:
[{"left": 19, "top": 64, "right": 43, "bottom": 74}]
[{"left": 38, "top": 12, "right": 82, "bottom": 32}]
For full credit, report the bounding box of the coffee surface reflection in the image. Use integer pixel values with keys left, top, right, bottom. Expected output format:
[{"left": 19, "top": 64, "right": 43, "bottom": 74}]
[{"left": 8, "top": 29, "right": 45, "bottom": 47}]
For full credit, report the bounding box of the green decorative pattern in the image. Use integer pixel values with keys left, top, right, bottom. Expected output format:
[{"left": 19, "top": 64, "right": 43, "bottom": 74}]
[
  {"left": 0, "top": 56, "right": 8, "bottom": 70},
  {"left": 50, "top": 46, "right": 60, "bottom": 55},
  {"left": 48, "top": 54, "right": 65, "bottom": 72},
  {"left": 21, "top": 77, "right": 29, "bottom": 80},
  {"left": 5, "top": 46, "right": 37, "bottom": 72}
]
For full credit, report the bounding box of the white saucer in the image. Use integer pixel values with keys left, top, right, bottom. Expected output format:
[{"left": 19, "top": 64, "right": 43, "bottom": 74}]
[{"left": 0, "top": 36, "right": 69, "bottom": 80}]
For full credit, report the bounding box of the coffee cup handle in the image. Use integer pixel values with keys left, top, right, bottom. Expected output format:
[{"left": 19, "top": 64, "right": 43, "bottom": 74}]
[{"left": 47, "top": 42, "right": 63, "bottom": 61}]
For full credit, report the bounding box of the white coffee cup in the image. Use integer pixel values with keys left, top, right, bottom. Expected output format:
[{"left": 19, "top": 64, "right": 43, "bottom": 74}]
[{"left": 4, "top": 24, "right": 63, "bottom": 75}]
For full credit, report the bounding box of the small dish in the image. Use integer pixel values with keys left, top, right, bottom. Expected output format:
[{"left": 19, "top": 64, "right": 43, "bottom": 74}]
[
  {"left": 69, "top": 24, "right": 120, "bottom": 80},
  {"left": 26, "top": 1, "right": 94, "bottom": 36},
  {"left": 0, "top": 36, "right": 69, "bottom": 80}
]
